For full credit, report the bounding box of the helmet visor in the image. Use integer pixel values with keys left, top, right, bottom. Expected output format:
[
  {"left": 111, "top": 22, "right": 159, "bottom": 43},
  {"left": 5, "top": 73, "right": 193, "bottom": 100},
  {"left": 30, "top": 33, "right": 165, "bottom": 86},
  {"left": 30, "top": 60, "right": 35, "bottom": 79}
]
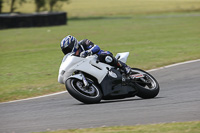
[{"left": 62, "top": 47, "right": 72, "bottom": 55}]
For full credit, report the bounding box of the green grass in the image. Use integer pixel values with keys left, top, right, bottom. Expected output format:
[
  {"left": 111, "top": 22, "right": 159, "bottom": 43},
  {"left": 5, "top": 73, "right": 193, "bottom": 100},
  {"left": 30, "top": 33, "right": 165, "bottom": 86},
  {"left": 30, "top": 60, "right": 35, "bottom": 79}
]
[
  {"left": 2, "top": 0, "right": 200, "bottom": 17},
  {"left": 37, "top": 121, "right": 200, "bottom": 133},
  {"left": 1, "top": 0, "right": 200, "bottom": 102},
  {"left": 0, "top": 12, "right": 200, "bottom": 102}
]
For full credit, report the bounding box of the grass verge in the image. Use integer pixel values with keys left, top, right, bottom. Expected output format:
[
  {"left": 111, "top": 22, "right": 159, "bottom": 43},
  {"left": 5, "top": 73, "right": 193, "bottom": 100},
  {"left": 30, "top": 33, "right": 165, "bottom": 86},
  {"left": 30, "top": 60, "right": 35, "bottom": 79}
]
[
  {"left": 2, "top": 0, "right": 200, "bottom": 18},
  {"left": 37, "top": 121, "right": 200, "bottom": 133},
  {"left": 0, "top": 12, "right": 200, "bottom": 102}
]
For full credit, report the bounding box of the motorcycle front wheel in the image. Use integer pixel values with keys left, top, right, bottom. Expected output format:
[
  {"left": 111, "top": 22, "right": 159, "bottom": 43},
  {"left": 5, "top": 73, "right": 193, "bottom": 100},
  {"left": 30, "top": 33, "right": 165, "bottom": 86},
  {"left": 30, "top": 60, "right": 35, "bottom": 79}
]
[
  {"left": 131, "top": 68, "right": 160, "bottom": 99},
  {"left": 65, "top": 78, "right": 102, "bottom": 104}
]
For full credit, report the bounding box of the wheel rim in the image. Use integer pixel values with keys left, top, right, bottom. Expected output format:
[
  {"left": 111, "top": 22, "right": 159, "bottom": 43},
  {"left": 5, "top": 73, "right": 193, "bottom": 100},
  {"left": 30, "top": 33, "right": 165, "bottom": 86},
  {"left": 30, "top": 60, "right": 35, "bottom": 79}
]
[
  {"left": 142, "top": 74, "right": 157, "bottom": 90},
  {"left": 71, "top": 79, "right": 100, "bottom": 98},
  {"left": 131, "top": 70, "right": 157, "bottom": 90}
]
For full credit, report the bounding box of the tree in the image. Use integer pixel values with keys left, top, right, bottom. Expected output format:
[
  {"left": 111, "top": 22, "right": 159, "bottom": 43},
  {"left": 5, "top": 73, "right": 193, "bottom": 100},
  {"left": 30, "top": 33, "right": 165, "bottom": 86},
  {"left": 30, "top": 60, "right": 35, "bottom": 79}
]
[
  {"left": 49, "top": 0, "right": 69, "bottom": 12},
  {"left": 10, "top": 0, "right": 16, "bottom": 13},
  {"left": 35, "top": 0, "right": 46, "bottom": 12},
  {"left": 10, "top": 0, "right": 26, "bottom": 13},
  {"left": 0, "top": 0, "right": 3, "bottom": 13}
]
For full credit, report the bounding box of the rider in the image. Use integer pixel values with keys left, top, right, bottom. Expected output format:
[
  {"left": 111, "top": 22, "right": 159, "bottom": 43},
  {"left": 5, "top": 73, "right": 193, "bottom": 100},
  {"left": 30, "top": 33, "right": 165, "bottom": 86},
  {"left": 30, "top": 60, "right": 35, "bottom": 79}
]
[{"left": 60, "top": 35, "right": 131, "bottom": 74}]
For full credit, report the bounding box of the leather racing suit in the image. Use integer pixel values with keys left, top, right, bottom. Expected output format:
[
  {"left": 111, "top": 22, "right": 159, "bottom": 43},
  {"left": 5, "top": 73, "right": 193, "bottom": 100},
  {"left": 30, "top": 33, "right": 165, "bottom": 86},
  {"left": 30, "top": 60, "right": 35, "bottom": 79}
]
[{"left": 73, "top": 39, "right": 130, "bottom": 74}]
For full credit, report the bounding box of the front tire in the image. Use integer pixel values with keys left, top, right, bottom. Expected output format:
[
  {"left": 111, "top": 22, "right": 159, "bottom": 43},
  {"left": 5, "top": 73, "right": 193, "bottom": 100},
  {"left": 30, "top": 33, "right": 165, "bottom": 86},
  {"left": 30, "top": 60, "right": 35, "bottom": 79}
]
[
  {"left": 65, "top": 78, "right": 102, "bottom": 104},
  {"left": 131, "top": 68, "right": 160, "bottom": 99}
]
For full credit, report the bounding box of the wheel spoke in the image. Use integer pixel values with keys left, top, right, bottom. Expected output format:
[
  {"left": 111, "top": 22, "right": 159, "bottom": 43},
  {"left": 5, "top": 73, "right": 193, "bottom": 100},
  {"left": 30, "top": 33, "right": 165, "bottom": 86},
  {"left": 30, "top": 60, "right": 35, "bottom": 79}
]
[
  {"left": 134, "top": 74, "right": 157, "bottom": 90},
  {"left": 72, "top": 79, "right": 100, "bottom": 98}
]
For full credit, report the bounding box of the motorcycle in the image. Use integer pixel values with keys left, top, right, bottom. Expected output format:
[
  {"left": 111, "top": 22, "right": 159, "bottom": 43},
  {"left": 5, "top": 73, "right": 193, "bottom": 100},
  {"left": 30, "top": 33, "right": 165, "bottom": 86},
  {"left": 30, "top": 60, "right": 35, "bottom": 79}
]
[{"left": 58, "top": 52, "right": 160, "bottom": 104}]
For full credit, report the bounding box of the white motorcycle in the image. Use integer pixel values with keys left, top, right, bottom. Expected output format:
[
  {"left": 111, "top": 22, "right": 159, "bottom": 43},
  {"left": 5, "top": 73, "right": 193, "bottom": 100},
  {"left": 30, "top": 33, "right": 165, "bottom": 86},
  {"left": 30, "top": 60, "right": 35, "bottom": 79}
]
[{"left": 58, "top": 52, "right": 159, "bottom": 104}]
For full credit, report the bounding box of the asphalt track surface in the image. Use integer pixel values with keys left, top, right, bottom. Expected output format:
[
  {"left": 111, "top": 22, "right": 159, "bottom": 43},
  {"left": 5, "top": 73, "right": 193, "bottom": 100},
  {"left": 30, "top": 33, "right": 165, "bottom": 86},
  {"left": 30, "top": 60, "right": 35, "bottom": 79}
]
[{"left": 0, "top": 60, "right": 200, "bottom": 133}]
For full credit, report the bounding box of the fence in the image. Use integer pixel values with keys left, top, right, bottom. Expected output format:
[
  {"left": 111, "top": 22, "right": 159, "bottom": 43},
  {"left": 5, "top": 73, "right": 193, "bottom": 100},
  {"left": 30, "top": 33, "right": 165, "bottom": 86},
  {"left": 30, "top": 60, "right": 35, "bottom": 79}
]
[{"left": 0, "top": 12, "right": 67, "bottom": 29}]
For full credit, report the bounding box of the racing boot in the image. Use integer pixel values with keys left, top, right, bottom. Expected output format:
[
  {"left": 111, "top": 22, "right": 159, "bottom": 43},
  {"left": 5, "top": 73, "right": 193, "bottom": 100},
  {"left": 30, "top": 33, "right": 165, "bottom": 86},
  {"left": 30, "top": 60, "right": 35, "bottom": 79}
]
[
  {"left": 124, "top": 66, "right": 131, "bottom": 75},
  {"left": 117, "top": 60, "right": 131, "bottom": 75},
  {"left": 118, "top": 61, "right": 131, "bottom": 85},
  {"left": 112, "top": 57, "right": 131, "bottom": 74}
]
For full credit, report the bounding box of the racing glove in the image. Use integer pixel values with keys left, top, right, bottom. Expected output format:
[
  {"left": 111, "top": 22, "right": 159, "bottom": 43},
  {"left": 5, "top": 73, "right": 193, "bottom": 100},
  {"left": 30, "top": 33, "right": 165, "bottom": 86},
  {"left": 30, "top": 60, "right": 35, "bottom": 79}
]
[{"left": 80, "top": 50, "right": 92, "bottom": 58}]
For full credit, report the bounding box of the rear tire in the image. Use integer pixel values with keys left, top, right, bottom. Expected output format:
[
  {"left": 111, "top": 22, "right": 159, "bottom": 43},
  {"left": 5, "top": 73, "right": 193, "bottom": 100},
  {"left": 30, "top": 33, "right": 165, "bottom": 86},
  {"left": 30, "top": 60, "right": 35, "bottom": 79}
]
[
  {"left": 131, "top": 68, "right": 160, "bottom": 99},
  {"left": 65, "top": 78, "right": 102, "bottom": 104}
]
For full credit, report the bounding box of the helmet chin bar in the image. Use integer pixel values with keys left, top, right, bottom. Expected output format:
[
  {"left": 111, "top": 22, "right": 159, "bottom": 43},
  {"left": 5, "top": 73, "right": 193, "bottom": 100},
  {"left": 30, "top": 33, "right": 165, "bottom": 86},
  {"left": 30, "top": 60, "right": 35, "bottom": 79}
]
[{"left": 62, "top": 47, "right": 72, "bottom": 55}]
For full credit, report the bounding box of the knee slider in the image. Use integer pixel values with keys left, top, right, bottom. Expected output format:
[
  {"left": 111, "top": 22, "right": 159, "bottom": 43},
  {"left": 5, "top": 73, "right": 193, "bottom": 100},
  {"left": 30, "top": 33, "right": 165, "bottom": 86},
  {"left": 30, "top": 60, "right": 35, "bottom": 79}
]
[{"left": 105, "top": 56, "right": 113, "bottom": 63}]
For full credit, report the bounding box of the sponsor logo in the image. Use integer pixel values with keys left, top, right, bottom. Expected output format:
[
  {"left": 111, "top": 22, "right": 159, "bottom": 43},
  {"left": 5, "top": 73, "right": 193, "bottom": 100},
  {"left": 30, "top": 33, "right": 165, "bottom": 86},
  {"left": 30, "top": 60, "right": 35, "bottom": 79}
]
[{"left": 130, "top": 74, "right": 144, "bottom": 79}]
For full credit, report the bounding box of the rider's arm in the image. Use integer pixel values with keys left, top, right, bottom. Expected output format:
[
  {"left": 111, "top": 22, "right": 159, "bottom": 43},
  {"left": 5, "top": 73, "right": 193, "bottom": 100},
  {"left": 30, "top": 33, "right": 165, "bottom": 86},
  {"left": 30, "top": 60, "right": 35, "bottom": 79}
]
[
  {"left": 88, "top": 45, "right": 100, "bottom": 54},
  {"left": 79, "top": 39, "right": 100, "bottom": 55}
]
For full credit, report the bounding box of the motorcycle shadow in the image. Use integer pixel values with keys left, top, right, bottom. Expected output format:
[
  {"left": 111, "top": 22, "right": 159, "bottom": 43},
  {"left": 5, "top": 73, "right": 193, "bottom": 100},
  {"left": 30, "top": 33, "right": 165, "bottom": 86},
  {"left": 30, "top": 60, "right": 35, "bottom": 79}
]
[{"left": 75, "top": 97, "right": 164, "bottom": 105}]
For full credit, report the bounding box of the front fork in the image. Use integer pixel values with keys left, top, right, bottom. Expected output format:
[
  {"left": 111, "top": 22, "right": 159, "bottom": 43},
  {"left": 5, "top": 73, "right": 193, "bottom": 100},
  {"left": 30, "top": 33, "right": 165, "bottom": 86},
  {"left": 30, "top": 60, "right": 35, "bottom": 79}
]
[
  {"left": 79, "top": 72, "right": 89, "bottom": 87},
  {"left": 68, "top": 72, "right": 89, "bottom": 87}
]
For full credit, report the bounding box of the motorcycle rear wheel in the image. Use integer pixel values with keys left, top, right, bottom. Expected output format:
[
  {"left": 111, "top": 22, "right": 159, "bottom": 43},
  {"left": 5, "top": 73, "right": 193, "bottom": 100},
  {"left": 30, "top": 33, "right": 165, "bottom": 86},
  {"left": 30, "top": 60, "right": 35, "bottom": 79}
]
[
  {"left": 131, "top": 68, "right": 160, "bottom": 99},
  {"left": 65, "top": 78, "right": 102, "bottom": 104}
]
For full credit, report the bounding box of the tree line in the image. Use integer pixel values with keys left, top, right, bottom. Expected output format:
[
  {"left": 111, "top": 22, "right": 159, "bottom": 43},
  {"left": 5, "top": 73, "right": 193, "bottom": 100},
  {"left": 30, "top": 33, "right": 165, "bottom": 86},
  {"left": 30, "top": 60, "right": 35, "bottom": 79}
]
[{"left": 0, "top": 0, "right": 69, "bottom": 13}]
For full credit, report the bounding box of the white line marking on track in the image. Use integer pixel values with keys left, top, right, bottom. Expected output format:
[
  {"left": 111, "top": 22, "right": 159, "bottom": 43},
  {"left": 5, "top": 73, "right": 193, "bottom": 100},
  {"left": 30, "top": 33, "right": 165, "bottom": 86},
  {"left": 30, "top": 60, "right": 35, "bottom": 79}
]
[
  {"left": 0, "top": 91, "right": 67, "bottom": 104},
  {"left": 147, "top": 59, "right": 200, "bottom": 72},
  {"left": 1, "top": 59, "right": 200, "bottom": 104}
]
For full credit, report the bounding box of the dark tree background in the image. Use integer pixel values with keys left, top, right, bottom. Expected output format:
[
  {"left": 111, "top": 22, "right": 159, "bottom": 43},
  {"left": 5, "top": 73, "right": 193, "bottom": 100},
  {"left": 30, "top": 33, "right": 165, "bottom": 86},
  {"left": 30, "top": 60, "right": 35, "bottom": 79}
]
[{"left": 0, "top": 0, "right": 70, "bottom": 13}]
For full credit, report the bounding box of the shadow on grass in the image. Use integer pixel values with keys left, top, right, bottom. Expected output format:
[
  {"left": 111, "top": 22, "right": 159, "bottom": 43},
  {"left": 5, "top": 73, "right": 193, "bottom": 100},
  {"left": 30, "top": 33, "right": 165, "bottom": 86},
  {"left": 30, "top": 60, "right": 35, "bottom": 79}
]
[{"left": 69, "top": 16, "right": 132, "bottom": 21}]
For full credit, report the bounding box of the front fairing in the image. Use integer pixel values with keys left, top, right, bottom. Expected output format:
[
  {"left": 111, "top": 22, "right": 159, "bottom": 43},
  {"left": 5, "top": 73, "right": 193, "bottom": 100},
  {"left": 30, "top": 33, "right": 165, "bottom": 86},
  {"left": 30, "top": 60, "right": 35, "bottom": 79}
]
[
  {"left": 58, "top": 53, "right": 83, "bottom": 84},
  {"left": 59, "top": 53, "right": 82, "bottom": 74},
  {"left": 58, "top": 53, "right": 111, "bottom": 84}
]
